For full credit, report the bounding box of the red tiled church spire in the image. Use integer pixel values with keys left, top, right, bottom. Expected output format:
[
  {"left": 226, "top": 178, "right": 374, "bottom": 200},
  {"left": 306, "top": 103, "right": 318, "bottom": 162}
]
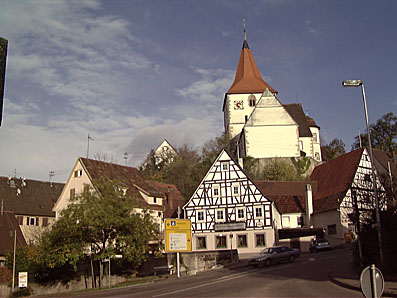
[{"left": 227, "top": 22, "right": 277, "bottom": 94}]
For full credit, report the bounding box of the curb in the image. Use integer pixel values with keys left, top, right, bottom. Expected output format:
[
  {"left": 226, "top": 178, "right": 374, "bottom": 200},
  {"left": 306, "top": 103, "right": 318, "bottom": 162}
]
[{"left": 328, "top": 269, "right": 397, "bottom": 297}]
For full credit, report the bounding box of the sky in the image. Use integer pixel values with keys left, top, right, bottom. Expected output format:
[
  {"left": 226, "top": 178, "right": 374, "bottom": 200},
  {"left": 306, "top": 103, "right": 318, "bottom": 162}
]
[{"left": 0, "top": 0, "right": 396, "bottom": 183}]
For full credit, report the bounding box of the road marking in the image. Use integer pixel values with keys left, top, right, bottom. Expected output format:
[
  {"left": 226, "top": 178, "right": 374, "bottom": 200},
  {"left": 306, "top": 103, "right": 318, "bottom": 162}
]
[{"left": 153, "top": 264, "right": 295, "bottom": 297}]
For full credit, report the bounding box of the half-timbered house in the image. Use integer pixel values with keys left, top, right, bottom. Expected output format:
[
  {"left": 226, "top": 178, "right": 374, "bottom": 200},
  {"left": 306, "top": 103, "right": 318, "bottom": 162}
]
[
  {"left": 310, "top": 148, "right": 386, "bottom": 247},
  {"left": 183, "top": 150, "right": 281, "bottom": 254}
]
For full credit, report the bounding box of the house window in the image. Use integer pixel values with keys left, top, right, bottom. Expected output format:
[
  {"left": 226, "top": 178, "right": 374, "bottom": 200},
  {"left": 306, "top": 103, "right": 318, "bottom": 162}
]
[
  {"left": 255, "top": 206, "right": 263, "bottom": 218},
  {"left": 216, "top": 235, "right": 227, "bottom": 248},
  {"left": 328, "top": 224, "right": 337, "bottom": 235},
  {"left": 297, "top": 216, "right": 304, "bottom": 227},
  {"left": 197, "top": 236, "right": 207, "bottom": 249},
  {"left": 42, "top": 217, "right": 48, "bottom": 227},
  {"left": 282, "top": 216, "right": 290, "bottom": 227},
  {"left": 299, "top": 141, "right": 303, "bottom": 150},
  {"left": 74, "top": 169, "right": 83, "bottom": 178},
  {"left": 29, "top": 239, "right": 34, "bottom": 245},
  {"left": 232, "top": 183, "right": 240, "bottom": 196},
  {"left": 213, "top": 185, "right": 220, "bottom": 197},
  {"left": 153, "top": 197, "right": 157, "bottom": 204},
  {"left": 221, "top": 162, "right": 229, "bottom": 172},
  {"left": 216, "top": 209, "right": 225, "bottom": 222},
  {"left": 256, "top": 234, "right": 266, "bottom": 247},
  {"left": 83, "top": 184, "right": 90, "bottom": 193},
  {"left": 163, "top": 146, "right": 168, "bottom": 152},
  {"left": 27, "top": 217, "right": 39, "bottom": 226},
  {"left": 236, "top": 207, "right": 245, "bottom": 221},
  {"left": 248, "top": 94, "right": 256, "bottom": 107},
  {"left": 238, "top": 235, "right": 247, "bottom": 247},
  {"left": 315, "top": 152, "right": 320, "bottom": 160},
  {"left": 197, "top": 210, "right": 205, "bottom": 222},
  {"left": 70, "top": 188, "right": 75, "bottom": 199}
]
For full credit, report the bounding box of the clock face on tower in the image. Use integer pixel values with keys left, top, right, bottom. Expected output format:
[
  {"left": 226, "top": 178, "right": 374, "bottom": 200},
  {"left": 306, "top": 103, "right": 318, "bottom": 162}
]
[{"left": 234, "top": 100, "right": 244, "bottom": 110}]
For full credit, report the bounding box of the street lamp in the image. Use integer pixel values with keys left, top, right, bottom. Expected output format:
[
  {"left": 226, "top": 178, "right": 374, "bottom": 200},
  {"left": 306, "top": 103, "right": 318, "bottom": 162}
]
[{"left": 342, "top": 79, "right": 383, "bottom": 264}]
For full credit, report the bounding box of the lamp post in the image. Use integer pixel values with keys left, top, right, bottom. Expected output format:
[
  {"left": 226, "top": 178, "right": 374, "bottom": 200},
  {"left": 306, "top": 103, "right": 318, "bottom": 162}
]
[{"left": 342, "top": 79, "right": 383, "bottom": 264}]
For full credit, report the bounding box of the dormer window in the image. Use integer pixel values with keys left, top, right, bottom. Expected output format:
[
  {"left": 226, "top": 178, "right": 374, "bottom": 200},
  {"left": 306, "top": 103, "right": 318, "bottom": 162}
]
[{"left": 248, "top": 94, "right": 256, "bottom": 107}]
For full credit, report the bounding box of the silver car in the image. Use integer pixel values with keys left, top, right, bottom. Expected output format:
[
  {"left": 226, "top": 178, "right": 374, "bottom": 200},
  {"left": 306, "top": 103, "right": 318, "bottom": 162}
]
[{"left": 248, "top": 246, "right": 300, "bottom": 267}]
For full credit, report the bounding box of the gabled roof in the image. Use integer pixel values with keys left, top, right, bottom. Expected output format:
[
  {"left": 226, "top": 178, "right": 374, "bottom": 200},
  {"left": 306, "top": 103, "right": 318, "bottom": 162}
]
[
  {"left": 226, "top": 39, "right": 277, "bottom": 95},
  {"left": 310, "top": 148, "right": 365, "bottom": 213},
  {"left": 283, "top": 104, "right": 313, "bottom": 137},
  {"left": 79, "top": 158, "right": 164, "bottom": 207},
  {"left": 255, "top": 181, "right": 318, "bottom": 214},
  {"left": 0, "top": 211, "right": 26, "bottom": 255},
  {"left": 0, "top": 177, "right": 64, "bottom": 217},
  {"left": 145, "top": 181, "right": 186, "bottom": 218}
]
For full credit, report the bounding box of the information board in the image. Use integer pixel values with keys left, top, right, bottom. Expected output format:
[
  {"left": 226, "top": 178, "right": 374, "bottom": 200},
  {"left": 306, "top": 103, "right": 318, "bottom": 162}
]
[
  {"left": 165, "top": 219, "right": 192, "bottom": 252},
  {"left": 18, "top": 272, "right": 28, "bottom": 288}
]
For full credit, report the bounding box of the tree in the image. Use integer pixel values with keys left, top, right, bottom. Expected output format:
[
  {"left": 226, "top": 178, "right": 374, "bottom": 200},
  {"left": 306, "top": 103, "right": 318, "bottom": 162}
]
[
  {"left": 263, "top": 158, "right": 299, "bottom": 181},
  {"left": 40, "top": 178, "right": 159, "bottom": 272},
  {"left": 321, "top": 138, "right": 346, "bottom": 161},
  {"left": 352, "top": 112, "right": 396, "bottom": 153}
]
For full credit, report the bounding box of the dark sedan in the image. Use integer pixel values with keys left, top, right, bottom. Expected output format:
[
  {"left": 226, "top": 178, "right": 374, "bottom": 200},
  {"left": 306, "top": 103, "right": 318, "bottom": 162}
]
[
  {"left": 309, "top": 238, "right": 331, "bottom": 253},
  {"left": 248, "top": 246, "right": 300, "bottom": 267}
]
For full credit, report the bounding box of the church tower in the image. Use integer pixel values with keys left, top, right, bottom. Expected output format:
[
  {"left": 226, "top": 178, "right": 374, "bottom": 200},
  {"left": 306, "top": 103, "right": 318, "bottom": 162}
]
[
  {"left": 222, "top": 27, "right": 278, "bottom": 140},
  {"left": 223, "top": 26, "right": 322, "bottom": 161}
]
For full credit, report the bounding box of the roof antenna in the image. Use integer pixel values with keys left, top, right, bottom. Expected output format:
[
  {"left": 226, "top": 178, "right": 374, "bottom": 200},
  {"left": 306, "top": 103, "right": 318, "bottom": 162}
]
[
  {"left": 49, "top": 171, "right": 54, "bottom": 187},
  {"left": 124, "top": 152, "right": 128, "bottom": 166},
  {"left": 87, "top": 134, "right": 94, "bottom": 158}
]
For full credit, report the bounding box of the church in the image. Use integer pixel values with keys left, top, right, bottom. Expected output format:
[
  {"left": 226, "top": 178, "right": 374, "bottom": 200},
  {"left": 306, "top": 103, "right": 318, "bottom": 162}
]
[{"left": 223, "top": 31, "right": 322, "bottom": 162}]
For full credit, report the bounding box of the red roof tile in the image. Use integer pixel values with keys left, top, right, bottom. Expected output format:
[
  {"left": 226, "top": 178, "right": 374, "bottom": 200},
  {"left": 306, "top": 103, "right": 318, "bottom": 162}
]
[
  {"left": 310, "top": 148, "right": 364, "bottom": 213},
  {"left": 227, "top": 40, "right": 277, "bottom": 94},
  {"left": 255, "top": 181, "right": 318, "bottom": 214}
]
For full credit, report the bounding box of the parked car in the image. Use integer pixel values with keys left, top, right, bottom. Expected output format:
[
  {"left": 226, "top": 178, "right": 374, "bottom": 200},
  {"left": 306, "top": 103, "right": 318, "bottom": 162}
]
[
  {"left": 309, "top": 238, "right": 331, "bottom": 253},
  {"left": 248, "top": 246, "right": 300, "bottom": 267}
]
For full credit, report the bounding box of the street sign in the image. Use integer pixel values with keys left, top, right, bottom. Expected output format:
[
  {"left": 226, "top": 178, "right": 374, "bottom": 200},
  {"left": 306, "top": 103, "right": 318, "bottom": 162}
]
[
  {"left": 18, "top": 272, "right": 28, "bottom": 288},
  {"left": 165, "top": 219, "right": 192, "bottom": 252},
  {"left": 360, "top": 264, "right": 384, "bottom": 298}
]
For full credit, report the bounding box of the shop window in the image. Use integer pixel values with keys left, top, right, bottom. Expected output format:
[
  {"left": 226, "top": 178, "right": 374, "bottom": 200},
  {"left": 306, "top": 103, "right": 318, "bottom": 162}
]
[
  {"left": 216, "top": 235, "right": 227, "bottom": 248},
  {"left": 197, "top": 237, "right": 206, "bottom": 249},
  {"left": 238, "top": 235, "right": 247, "bottom": 247},
  {"left": 256, "top": 234, "right": 266, "bottom": 247}
]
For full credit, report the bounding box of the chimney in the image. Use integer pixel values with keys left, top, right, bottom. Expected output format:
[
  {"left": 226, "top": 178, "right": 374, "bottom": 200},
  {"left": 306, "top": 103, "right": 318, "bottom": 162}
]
[{"left": 305, "top": 184, "right": 313, "bottom": 227}]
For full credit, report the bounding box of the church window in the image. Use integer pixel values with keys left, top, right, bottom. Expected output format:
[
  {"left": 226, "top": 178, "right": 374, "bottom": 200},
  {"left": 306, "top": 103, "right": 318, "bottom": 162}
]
[
  {"left": 313, "top": 133, "right": 318, "bottom": 142},
  {"left": 248, "top": 94, "right": 256, "bottom": 107}
]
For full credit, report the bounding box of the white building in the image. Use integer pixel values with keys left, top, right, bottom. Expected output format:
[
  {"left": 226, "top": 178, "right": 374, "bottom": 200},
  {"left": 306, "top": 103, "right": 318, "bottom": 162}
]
[{"left": 223, "top": 34, "right": 321, "bottom": 161}]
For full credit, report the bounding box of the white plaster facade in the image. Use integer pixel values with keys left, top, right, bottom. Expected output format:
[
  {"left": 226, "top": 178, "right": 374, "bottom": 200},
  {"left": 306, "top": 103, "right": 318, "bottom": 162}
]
[{"left": 183, "top": 150, "right": 281, "bottom": 254}]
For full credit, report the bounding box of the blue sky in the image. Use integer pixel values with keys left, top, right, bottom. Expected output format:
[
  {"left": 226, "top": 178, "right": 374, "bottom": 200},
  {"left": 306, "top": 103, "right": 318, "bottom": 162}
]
[{"left": 0, "top": 0, "right": 396, "bottom": 183}]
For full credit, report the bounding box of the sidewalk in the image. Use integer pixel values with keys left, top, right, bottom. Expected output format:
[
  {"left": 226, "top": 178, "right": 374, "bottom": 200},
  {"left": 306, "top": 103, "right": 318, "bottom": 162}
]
[
  {"left": 328, "top": 261, "right": 397, "bottom": 297},
  {"left": 226, "top": 252, "right": 397, "bottom": 297}
]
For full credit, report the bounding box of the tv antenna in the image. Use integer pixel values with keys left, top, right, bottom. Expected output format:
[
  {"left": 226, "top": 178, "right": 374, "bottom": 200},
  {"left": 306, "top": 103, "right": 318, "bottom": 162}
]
[
  {"left": 124, "top": 152, "right": 128, "bottom": 166},
  {"left": 87, "top": 134, "right": 94, "bottom": 158},
  {"left": 49, "top": 171, "right": 54, "bottom": 187}
]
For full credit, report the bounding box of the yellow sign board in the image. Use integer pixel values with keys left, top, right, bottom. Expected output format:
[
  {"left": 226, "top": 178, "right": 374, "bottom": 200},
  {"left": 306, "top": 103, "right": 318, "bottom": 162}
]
[{"left": 165, "top": 219, "right": 192, "bottom": 252}]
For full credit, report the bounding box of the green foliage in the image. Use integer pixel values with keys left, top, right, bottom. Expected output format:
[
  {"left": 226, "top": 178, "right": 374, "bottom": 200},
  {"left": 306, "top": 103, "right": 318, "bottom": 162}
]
[
  {"left": 40, "top": 177, "right": 159, "bottom": 271},
  {"left": 242, "top": 157, "right": 262, "bottom": 180},
  {"left": 263, "top": 158, "right": 299, "bottom": 181},
  {"left": 321, "top": 138, "right": 346, "bottom": 161},
  {"left": 352, "top": 112, "right": 396, "bottom": 153},
  {"left": 5, "top": 246, "right": 42, "bottom": 283},
  {"left": 291, "top": 157, "right": 311, "bottom": 177}
]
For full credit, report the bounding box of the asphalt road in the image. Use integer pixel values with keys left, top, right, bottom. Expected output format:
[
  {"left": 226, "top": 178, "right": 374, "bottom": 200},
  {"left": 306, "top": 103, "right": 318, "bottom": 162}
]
[{"left": 59, "top": 248, "right": 361, "bottom": 297}]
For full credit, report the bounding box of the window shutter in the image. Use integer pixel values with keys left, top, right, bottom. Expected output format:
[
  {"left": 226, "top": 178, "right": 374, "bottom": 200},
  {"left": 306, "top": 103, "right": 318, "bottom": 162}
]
[
  {"left": 36, "top": 217, "right": 39, "bottom": 226},
  {"left": 26, "top": 217, "right": 30, "bottom": 225}
]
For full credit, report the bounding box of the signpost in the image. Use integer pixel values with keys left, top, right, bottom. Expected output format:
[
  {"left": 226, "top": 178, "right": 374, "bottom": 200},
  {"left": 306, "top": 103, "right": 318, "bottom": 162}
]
[
  {"left": 18, "top": 272, "right": 28, "bottom": 288},
  {"left": 360, "top": 264, "right": 384, "bottom": 298},
  {"left": 164, "top": 219, "right": 192, "bottom": 278}
]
